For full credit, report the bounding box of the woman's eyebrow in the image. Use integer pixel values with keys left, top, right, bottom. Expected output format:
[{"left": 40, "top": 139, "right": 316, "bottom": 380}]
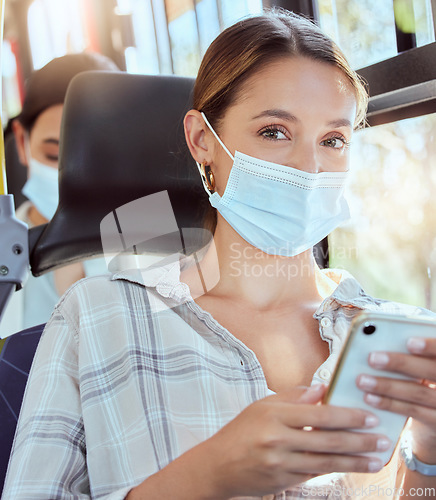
[
  {"left": 327, "top": 118, "right": 352, "bottom": 128},
  {"left": 43, "top": 138, "right": 60, "bottom": 145},
  {"left": 251, "top": 111, "right": 352, "bottom": 129},
  {"left": 251, "top": 109, "right": 298, "bottom": 122}
]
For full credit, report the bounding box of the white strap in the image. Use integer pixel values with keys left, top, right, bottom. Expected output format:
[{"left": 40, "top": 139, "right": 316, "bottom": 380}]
[{"left": 201, "top": 112, "right": 234, "bottom": 161}]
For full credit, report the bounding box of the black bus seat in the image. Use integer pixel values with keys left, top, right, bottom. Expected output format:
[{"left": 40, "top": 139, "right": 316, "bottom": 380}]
[
  {"left": 0, "top": 323, "right": 45, "bottom": 493},
  {"left": 29, "top": 71, "right": 205, "bottom": 276}
]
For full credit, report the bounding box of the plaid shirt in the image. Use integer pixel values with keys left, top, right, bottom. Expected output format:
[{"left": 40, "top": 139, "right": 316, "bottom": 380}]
[{"left": 3, "top": 261, "right": 433, "bottom": 499}]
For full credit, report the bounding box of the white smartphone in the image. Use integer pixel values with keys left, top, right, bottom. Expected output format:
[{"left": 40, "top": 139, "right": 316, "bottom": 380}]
[{"left": 323, "top": 311, "right": 436, "bottom": 465}]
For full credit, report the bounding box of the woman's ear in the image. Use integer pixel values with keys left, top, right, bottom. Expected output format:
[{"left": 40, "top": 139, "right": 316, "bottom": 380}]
[
  {"left": 184, "top": 109, "right": 213, "bottom": 164},
  {"left": 12, "top": 119, "right": 29, "bottom": 167}
]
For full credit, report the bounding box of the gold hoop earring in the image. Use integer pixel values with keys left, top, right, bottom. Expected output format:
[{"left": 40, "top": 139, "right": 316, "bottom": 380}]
[{"left": 201, "top": 162, "right": 215, "bottom": 192}]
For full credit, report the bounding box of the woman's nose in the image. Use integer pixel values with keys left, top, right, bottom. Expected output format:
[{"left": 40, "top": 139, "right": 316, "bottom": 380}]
[{"left": 289, "top": 142, "right": 322, "bottom": 173}]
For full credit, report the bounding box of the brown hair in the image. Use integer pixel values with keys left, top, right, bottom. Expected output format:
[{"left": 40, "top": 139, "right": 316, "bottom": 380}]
[
  {"left": 194, "top": 9, "right": 367, "bottom": 130},
  {"left": 193, "top": 9, "right": 368, "bottom": 232},
  {"left": 18, "top": 52, "right": 119, "bottom": 132}
]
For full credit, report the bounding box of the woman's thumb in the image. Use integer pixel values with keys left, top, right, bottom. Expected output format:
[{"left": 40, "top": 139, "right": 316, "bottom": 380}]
[{"left": 296, "top": 384, "right": 327, "bottom": 404}]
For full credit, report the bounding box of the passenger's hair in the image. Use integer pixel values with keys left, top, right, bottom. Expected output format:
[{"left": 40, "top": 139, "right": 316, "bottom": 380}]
[
  {"left": 194, "top": 10, "right": 368, "bottom": 131},
  {"left": 18, "top": 52, "right": 119, "bottom": 131}
]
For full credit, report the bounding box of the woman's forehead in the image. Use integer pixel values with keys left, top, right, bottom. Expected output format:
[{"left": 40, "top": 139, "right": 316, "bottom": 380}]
[
  {"left": 227, "top": 57, "right": 357, "bottom": 123},
  {"left": 244, "top": 57, "right": 354, "bottom": 97},
  {"left": 30, "top": 104, "right": 64, "bottom": 141}
]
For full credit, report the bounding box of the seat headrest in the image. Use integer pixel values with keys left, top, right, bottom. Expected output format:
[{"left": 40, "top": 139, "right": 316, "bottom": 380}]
[{"left": 30, "top": 71, "right": 208, "bottom": 276}]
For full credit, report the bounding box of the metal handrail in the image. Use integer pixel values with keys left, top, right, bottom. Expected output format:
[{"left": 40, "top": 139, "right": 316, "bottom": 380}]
[
  {"left": 0, "top": 0, "right": 30, "bottom": 337},
  {"left": 0, "top": 0, "right": 5, "bottom": 196}
]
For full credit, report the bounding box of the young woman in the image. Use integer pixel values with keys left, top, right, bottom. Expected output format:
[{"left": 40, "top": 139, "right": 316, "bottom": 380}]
[{"left": 3, "top": 10, "right": 436, "bottom": 500}]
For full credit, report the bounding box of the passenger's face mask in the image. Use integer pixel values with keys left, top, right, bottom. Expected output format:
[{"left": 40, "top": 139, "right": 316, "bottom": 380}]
[
  {"left": 22, "top": 157, "right": 59, "bottom": 221},
  {"left": 199, "top": 112, "right": 350, "bottom": 257}
]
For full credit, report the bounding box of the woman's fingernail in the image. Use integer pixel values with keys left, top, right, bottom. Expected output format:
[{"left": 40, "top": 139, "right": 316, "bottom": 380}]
[
  {"left": 377, "top": 437, "right": 392, "bottom": 451},
  {"left": 365, "top": 415, "right": 379, "bottom": 427},
  {"left": 407, "top": 337, "right": 426, "bottom": 353},
  {"left": 369, "top": 352, "right": 389, "bottom": 368},
  {"left": 368, "top": 458, "right": 383, "bottom": 472},
  {"left": 366, "top": 393, "right": 382, "bottom": 406},
  {"left": 358, "top": 374, "right": 377, "bottom": 390}
]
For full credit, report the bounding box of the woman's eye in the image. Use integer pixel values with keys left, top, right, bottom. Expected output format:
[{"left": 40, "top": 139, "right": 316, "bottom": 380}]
[
  {"left": 259, "top": 126, "right": 288, "bottom": 141},
  {"left": 45, "top": 154, "right": 59, "bottom": 162},
  {"left": 321, "top": 136, "right": 349, "bottom": 150}
]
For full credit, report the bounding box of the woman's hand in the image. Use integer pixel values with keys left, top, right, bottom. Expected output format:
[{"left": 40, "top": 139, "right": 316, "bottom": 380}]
[
  {"left": 127, "top": 384, "right": 389, "bottom": 500},
  {"left": 201, "top": 384, "right": 389, "bottom": 499},
  {"left": 356, "top": 336, "right": 436, "bottom": 462}
]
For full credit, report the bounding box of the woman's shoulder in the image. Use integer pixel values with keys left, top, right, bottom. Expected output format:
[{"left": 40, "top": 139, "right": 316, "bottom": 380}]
[
  {"left": 56, "top": 268, "right": 146, "bottom": 312},
  {"left": 54, "top": 260, "right": 186, "bottom": 324},
  {"left": 40, "top": 270, "right": 151, "bottom": 348},
  {"left": 42, "top": 261, "right": 190, "bottom": 358}
]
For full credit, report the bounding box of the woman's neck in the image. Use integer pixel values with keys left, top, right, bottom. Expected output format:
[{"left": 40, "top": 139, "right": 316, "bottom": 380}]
[{"left": 184, "top": 220, "right": 328, "bottom": 311}]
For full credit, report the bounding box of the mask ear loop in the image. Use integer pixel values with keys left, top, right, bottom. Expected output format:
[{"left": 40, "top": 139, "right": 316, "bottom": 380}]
[
  {"left": 195, "top": 112, "right": 235, "bottom": 197},
  {"left": 200, "top": 112, "right": 234, "bottom": 161}
]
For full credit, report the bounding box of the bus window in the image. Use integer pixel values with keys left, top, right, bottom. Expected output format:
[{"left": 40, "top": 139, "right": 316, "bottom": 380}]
[
  {"left": 120, "top": 1, "right": 160, "bottom": 74},
  {"left": 319, "top": 0, "right": 435, "bottom": 69},
  {"left": 330, "top": 112, "right": 436, "bottom": 311},
  {"left": 220, "top": 0, "right": 263, "bottom": 28},
  {"left": 2, "top": 40, "right": 21, "bottom": 123},
  {"left": 28, "top": 0, "right": 86, "bottom": 69},
  {"left": 166, "top": 1, "right": 202, "bottom": 75},
  {"left": 122, "top": 0, "right": 263, "bottom": 76}
]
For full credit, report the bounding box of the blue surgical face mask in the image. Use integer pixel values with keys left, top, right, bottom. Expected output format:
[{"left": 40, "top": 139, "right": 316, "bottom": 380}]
[
  {"left": 198, "top": 112, "right": 350, "bottom": 257},
  {"left": 22, "top": 157, "right": 59, "bottom": 221}
]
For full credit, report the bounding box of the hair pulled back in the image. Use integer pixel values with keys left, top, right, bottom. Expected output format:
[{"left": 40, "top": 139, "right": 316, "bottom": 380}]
[{"left": 193, "top": 10, "right": 368, "bottom": 131}]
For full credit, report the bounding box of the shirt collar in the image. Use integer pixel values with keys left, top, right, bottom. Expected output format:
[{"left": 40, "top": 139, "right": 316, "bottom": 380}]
[
  {"left": 111, "top": 257, "right": 380, "bottom": 314},
  {"left": 111, "top": 255, "right": 191, "bottom": 301},
  {"left": 314, "top": 268, "right": 382, "bottom": 317}
]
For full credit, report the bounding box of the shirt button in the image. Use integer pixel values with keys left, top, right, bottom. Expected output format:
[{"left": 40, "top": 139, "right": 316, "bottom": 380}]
[
  {"left": 319, "top": 368, "right": 331, "bottom": 381},
  {"left": 320, "top": 317, "right": 332, "bottom": 328}
]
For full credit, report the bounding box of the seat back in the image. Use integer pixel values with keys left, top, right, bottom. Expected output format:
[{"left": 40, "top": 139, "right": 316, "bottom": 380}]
[
  {"left": 29, "top": 71, "right": 206, "bottom": 275},
  {"left": 0, "top": 323, "right": 45, "bottom": 494}
]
